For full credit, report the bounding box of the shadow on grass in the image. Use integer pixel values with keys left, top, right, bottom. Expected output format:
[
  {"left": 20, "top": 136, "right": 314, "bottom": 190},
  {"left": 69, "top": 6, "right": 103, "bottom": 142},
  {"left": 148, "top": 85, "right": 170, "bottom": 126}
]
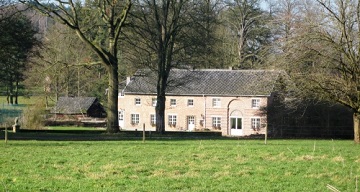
[{"left": 0, "top": 129, "right": 243, "bottom": 141}]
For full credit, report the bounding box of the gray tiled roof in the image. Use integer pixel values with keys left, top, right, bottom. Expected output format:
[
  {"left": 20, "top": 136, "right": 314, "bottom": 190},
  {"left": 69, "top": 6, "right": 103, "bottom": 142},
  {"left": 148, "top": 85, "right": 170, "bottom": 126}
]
[
  {"left": 51, "top": 97, "right": 98, "bottom": 114},
  {"left": 124, "top": 69, "right": 282, "bottom": 96}
]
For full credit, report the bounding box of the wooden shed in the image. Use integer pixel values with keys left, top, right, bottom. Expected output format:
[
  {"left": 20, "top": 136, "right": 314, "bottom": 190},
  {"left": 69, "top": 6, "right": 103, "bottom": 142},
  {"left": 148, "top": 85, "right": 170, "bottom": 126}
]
[{"left": 51, "top": 97, "right": 106, "bottom": 121}]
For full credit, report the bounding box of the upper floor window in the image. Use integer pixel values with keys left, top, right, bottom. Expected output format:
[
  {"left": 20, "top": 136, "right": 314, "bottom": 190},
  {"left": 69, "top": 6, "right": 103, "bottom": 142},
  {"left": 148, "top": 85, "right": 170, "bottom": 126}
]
[
  {"left": 135, "top": 98, "right": 141, "bottom": 105},
  {"left": 212, "top": 98, "right": 221, "bottom": 107},
  {"left": 131, "top": 114, "right": 139, "bottom": 124},
  {"left": 152, "top": 98, "right": 157, "bottom": 107},
  {"left": 187, "top": 99, "right": 194, "bottom": 107},
  {"left": 170, "top": 99, "right": 176, "bottom": 106},
  {"left": 251, "top": 98, "right": 260, "bottom": 108}
]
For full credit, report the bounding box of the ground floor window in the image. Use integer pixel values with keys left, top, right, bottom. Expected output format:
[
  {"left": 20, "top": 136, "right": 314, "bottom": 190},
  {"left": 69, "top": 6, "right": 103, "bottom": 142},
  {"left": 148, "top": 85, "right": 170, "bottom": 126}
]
[
  {"left": 212, "top": 116, "right": 221, "bottom": 129},
  {"left": 150, "top": 114, "right": 156, "bottom": 126},
  {"left": 251, "top": 118, "right": 261, "bottom": 130},
  {"left": 168, "top": 115, "right": 177, "bottom": 126},
  {"left": 131, "top": 114, "right": 139, "bottom": 124},
  {"left": 230, "top": 117, "right": 242, "bottom": 129}
]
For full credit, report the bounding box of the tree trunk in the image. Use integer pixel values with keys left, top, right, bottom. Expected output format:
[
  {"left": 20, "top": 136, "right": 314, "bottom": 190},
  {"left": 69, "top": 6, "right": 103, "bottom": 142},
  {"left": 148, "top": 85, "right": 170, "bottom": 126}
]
[
  {"left": 354, "top": 113, "right": 360, "bottom": 143},
  {"left": 106, "top": 63, "right": 120, "bottom": 133},
  {"left": 156, "top": 71, "right": 167, "bottom": 134},
  {"left": 14, "top": 80, "right": 19, "bottom": 104},
  {"left": 156, "top": 94, "right": 166, "bottom": 134}
]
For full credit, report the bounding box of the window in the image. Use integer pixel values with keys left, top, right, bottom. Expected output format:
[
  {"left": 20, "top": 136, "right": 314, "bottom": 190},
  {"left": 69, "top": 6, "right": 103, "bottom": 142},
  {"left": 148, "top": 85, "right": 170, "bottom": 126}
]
[
  {"left": 230, "top": 117, "right": 242, "bottom": 130},
  {"left": 152, "top": 98, "right": 157, "bottom": 107},
  {"left": 212, "top": 98, "right": 221, "bottom": 107},
  {"left": 118, "top": 111, "right": 124, "bottom": 121},
  {"left": 135, "top": 98, "right": 141, "bottom": 105},
  {"left": 251, "top": 118, "right": 261, "bottom": 130},
  {"left": 168, "top": 114, "right": 177, "bottom": 126},
  {"left": 212, "top": 117, "right": 221, "bottom": 128},
  {"left": 187, "top": 99, "right": 194, "bottom": 107},
  {"left": 131, "top": 114, "right": 139, "bottom": 124},
  {"left": 170, "top": 99, "right": 176, "bottom": 106},
  {"left": 150, "top": 114, "right": 156, "bottom": 125},
  {"left": 251, "top": 99, "right": 260, "bottom": 108}
]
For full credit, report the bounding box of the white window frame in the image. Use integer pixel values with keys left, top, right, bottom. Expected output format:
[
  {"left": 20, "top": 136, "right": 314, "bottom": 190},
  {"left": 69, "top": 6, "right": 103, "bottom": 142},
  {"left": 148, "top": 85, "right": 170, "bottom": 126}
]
[
  {"left": 135, "top": 98, "right": 141, "bottom": 106},
  {"left": 152, "top": 98, "right": 157, "bottom": 107},
  {"left": 168, "top": 114, "right": 177, "bottom": 126},
  {"left": 187, "top": 99, "right": 194, "bottom": 107},
  {"left": 118, "top": 111, "right": 124, "bottom": 121},
  {"left": 212, "top": 98, "right": 221, "bottom": 108},
  {"left": 251, "top": 98, "right": 260, "bottom": 109},
  {"left": 251, "top": 117, "right": 261, "bottom": 130},
  {"left": 170, "top": 99, "right": 177, "bottom": 106},
  {"left": 150, "top": 114, "right": 156, "bottom": 125},
  {"left": 212, "top": 116, "right": 221, "bottom": 128},
  {"left": 131, "top": 114, "right": 140, "bottom": 124}
]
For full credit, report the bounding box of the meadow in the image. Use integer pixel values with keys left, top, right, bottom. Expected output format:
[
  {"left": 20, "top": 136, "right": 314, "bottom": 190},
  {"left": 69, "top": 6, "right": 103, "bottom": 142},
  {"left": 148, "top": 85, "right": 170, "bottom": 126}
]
[{"left": 1, "top": 138, "right": 359, "bottom": 191}]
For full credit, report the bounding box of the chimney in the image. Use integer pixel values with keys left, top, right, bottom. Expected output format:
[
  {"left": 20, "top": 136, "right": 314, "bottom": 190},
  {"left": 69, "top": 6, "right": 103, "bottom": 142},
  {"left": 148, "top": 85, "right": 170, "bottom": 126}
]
[{"left": 126, "top": 76, "right": 131, "bottom": 85}]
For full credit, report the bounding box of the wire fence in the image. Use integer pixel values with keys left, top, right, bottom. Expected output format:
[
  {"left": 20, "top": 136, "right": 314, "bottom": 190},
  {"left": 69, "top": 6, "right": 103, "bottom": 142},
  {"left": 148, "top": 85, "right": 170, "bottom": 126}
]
[
  {"left": 0, "top": 103, "right": 24, "bottom": 127},
  {"left": 268, "top": 125, "right": 354, "bottom": 139}
]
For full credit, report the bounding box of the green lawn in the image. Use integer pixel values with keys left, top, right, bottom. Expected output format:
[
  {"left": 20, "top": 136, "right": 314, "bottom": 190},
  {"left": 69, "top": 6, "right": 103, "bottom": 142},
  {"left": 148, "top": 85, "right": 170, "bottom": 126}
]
[{"left": 0, "top": 139, "right": 359, "bottom": 191}]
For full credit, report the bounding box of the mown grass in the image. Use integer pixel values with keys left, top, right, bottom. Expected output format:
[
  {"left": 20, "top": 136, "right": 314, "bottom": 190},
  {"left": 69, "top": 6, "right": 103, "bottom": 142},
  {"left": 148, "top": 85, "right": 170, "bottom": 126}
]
[{"left": 0, "top": 139, "right": 359, "bottom": 191}]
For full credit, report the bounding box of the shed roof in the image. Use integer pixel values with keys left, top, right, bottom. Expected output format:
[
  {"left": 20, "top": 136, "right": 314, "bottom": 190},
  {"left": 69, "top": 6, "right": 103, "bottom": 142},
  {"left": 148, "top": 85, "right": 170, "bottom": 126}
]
[
  {"left": 51, "top": 97, "right": 98, "bottom": 114},
  {"left": 124, "top": 69, "right": 283, "bottom": 96}
]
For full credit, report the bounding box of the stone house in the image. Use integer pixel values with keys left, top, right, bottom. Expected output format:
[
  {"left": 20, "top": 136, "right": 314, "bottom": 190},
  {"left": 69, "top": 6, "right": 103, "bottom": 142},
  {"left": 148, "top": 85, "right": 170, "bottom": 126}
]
[{"left": 118, "top": 69, "right": 282, "bottom": 136}]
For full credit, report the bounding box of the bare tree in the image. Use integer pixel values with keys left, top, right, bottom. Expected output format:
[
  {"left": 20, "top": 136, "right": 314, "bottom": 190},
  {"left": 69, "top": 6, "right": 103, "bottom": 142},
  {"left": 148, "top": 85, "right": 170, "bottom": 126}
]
[
  {"left": 123, "top": 0, "right": 219, "bottom": 133},
  {"left": 283, "top": 0, "right": 360, "bottom": 143},
  {"left": 20, "top": 0, "right": 132, "bottom": 133}
]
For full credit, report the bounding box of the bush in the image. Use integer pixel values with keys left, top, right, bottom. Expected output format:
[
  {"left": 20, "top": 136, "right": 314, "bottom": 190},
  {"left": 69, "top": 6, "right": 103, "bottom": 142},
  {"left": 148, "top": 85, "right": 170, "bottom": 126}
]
[{"left": 21, "top": 101, "right": 46, "bottom": 129}]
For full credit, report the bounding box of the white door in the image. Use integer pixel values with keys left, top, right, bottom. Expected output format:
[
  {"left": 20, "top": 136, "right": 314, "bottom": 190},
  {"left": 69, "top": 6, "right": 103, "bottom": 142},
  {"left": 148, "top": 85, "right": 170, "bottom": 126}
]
[
  {"left": 230, "top": 117, "right": 243, "bottom": 136},
  {"left": 187, "top": 116, "right": 195, "bottom": 131},
  {"left": 118, "top": 110, "right": 124, "bottom": 129}
]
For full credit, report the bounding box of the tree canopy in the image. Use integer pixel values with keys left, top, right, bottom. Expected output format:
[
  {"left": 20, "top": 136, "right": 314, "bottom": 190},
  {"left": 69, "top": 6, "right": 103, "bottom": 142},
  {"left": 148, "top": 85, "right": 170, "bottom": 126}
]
[{"left": 0, "top": 9, "right": 39, "bottom": 104}]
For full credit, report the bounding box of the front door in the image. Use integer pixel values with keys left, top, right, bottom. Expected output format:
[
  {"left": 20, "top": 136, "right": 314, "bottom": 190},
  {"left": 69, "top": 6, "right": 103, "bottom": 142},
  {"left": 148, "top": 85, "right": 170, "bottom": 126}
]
[
  {"left": 187, "top": 116, "right": 195, "bottom": 131},
  {"left": 230, "top": 117, "right": 242, "bottom": 136},
  {"left": 118, "top": 110, "right": 124, "bottom": 129}
]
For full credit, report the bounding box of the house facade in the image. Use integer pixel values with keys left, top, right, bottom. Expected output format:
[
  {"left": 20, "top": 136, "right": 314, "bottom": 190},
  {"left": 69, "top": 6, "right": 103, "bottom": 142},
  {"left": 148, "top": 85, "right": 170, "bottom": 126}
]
[{"left": 118, "top": 69, "right": 282, "bottom": 136}]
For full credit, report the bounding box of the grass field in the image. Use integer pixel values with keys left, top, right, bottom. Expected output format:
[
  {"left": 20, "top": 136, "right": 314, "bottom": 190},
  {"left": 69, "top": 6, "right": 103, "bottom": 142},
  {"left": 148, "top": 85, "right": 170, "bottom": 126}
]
[{"left": 0, "top": 138, "right": 359, "bottom": 191}]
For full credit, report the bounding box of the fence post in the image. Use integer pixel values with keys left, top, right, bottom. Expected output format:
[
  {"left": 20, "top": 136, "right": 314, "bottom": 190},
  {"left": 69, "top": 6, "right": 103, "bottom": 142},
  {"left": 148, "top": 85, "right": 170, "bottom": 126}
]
[
  {"left": 142, "top": 123, "right": 145, "bottom": 143},
  {"left": 264, "top": 125, "right": 268, "bottom": 145},
  {"left": 5, "top": 127, "right": 8, "bottom": 144}
]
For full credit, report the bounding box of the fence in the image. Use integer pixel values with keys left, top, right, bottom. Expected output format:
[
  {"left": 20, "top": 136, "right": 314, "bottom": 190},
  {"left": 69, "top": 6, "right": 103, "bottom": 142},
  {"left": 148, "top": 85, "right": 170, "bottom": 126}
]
[
  {"left": 268, "top": 125, "right": 354, "bottom": 139},
  {"left": 0, "top": 103, "right": 24, "bottom": 127}
]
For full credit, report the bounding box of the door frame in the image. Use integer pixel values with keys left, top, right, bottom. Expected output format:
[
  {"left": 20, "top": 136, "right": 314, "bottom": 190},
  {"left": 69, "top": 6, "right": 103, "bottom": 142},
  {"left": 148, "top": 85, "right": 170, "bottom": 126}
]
[{"left": 229, "top": 116, "right": 243, "bottom": 136}]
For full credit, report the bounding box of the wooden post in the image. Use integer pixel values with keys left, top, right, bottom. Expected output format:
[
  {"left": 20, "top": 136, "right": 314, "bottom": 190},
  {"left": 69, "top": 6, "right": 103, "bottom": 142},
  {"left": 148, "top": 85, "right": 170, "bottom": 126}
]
[
  {"left": 5, "top": 127, "right": 8, "bottom": 144},
  {"left": 264, "top": 125, "right": 267, "bottom": 145},
  {"left": 142, "top": 123, "right": 145, "bottom": 143}
]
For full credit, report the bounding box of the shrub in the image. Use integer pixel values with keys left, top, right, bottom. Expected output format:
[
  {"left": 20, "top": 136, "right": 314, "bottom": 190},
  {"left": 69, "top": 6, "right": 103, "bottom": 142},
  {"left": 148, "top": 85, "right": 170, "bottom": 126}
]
[{"left": 21, "top": 101, "right": 46, "bottom": 129}]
